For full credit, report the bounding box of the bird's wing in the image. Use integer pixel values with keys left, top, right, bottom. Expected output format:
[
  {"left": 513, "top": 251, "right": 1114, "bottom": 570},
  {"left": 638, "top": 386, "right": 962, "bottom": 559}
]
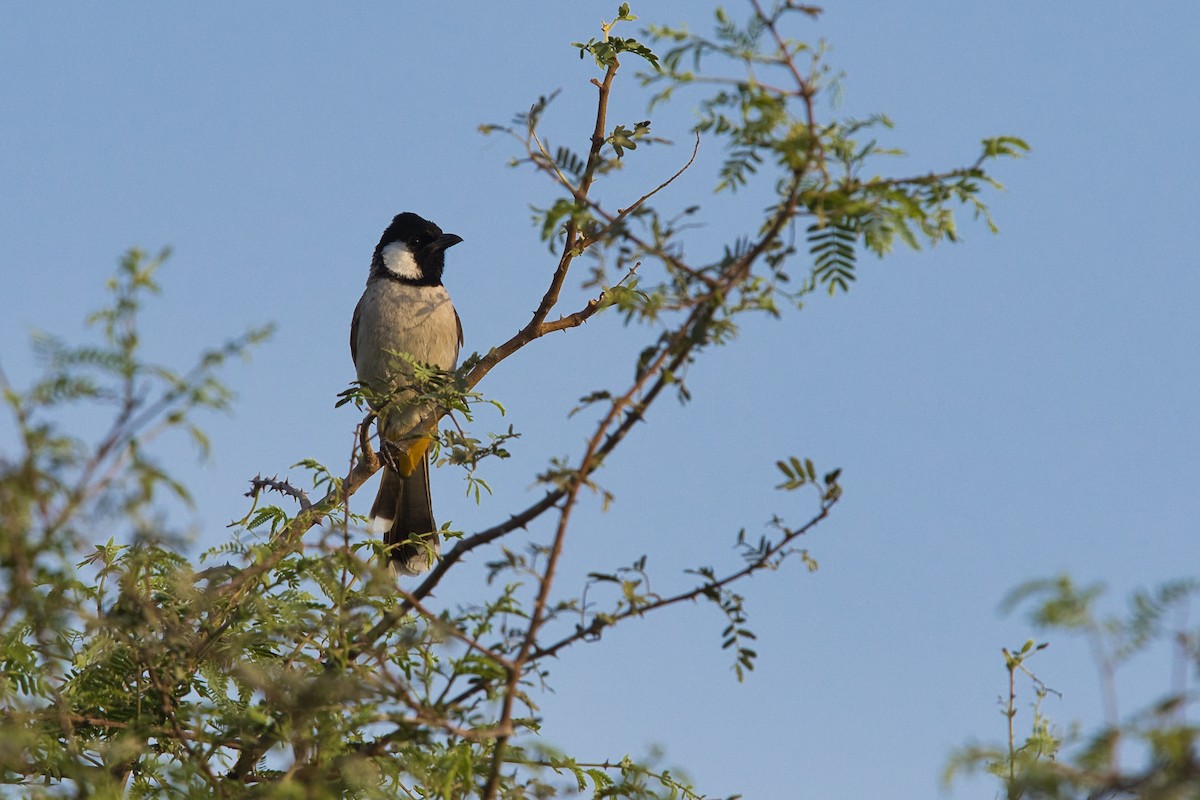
[{"left": 350, "top": 296, "right": 362, "bottom": 366}]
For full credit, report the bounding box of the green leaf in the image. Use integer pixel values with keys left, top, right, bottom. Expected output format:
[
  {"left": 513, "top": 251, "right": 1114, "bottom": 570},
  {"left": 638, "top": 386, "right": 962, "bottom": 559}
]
[{"left": 981, "top": 135, "right": 1031, "bottom": 158}]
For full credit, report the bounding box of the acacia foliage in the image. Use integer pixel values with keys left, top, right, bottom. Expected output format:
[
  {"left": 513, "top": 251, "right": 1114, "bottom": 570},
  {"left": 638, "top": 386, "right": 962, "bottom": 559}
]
[
  {"left": 0, "top": 4, "right": 1025, "bottom": 798},
  {"left": 949, "top": 576, "right": 1200, "bottom": 800}
]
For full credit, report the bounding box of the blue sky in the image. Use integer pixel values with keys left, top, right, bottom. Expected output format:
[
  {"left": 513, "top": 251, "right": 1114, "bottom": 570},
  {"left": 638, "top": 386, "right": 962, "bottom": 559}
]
[{"left": 3, "top": 2, "right": 1198, "bottom": 798}]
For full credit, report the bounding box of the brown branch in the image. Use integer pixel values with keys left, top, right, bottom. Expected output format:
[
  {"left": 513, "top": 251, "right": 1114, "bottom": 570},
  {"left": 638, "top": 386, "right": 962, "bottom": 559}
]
[
  {"left": 523, "top": 58, "right": 620, "bottom": 337},
  {"left": 481, "top": 287, "right": 701, "bottom": 799},
  {"left": 396, "top": 587, "right": 515, "bottom": 674},
  {"left": 748, "top": 0, "right": 813, "bottom": 98},
  {"left": 538, "top": 299, "right": 603, "bottom": 336},
  {"left": 539, "top": 262, "right": 640, "bottom": 336},
  {"left": 744, "top": 0, "right": 827, "bottom": 185},
  {"left": 245, "top": 474, "right": 312, "bottom": 512},
  {"left": 358, "top": 409, "right": 379, "bottom": 468},
  {"left": 531, "top": 499, "right": 836, "bottom": 663},
  {"left": 576, "top": 60, "right": 620, "bottom": 203},
  {"left": 578, "top": 132, "right": 701, "bottom": 252},
  {"left": 584, "top": 200, "right": 718, "bottom": 290},
  {"left": 852, "top": 164, "right": 990, "bottom": 192},
  {"left": 349, "top": 488, "right": 565, "bottom": 657}
]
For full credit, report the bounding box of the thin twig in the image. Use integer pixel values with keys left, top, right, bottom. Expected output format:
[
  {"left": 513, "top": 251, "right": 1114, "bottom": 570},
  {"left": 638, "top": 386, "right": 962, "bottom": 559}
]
[{"left": 396, "top": 587, "right": 516, "bottom": 673}]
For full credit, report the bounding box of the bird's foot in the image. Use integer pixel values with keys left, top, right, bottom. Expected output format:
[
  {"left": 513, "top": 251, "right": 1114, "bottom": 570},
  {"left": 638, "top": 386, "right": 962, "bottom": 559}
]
[{"left": 379, "top": 436, "right": 430, "bottom": 478}]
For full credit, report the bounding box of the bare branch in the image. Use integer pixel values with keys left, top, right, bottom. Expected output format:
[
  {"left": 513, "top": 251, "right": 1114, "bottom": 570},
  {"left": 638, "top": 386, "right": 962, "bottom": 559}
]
[
  {"left": 245, "top": 474, "right": 312, "bottom": 512},
  {"left": 531, "top": 500, "right": 836, "bottom": 663}
]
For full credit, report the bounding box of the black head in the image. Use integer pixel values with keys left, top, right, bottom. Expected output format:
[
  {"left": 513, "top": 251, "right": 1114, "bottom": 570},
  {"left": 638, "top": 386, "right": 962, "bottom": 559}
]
[{"left": 370, "top": 212, "right": 463, "bottom": 286}]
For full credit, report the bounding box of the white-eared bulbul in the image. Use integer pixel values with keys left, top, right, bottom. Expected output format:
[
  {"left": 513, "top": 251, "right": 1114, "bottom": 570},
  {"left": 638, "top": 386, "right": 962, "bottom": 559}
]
[{"left": 351, "top": 212, "right": 462, "bottom": 575}]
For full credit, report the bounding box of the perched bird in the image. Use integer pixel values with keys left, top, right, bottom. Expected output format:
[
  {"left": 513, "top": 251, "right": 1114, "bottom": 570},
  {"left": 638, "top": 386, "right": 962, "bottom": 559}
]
[{"left": 350, "top": 212, "right": 463, "bottom": 574}]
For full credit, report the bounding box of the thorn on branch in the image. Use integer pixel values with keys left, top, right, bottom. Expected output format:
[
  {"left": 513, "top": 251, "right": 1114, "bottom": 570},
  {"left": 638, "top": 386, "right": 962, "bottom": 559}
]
[{"left": 245, "top": 473, "right": 312, "bottom": 511}]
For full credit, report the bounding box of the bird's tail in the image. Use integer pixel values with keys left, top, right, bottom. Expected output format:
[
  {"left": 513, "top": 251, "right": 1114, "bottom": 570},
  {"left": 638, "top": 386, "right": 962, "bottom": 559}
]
[{"left": 370, "top": 457, "right": 440, "bottom": 576}]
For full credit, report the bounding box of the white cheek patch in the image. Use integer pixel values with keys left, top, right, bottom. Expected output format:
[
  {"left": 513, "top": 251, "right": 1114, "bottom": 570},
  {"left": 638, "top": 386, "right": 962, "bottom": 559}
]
[{"left": 381, "top": 241, "right": 421, "bottom": 280}]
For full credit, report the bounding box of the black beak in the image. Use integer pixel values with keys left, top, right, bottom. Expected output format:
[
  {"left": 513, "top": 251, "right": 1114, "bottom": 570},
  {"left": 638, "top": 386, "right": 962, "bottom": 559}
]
[{"left": 428, "top": 233, "right": 463, "bottom": 254}]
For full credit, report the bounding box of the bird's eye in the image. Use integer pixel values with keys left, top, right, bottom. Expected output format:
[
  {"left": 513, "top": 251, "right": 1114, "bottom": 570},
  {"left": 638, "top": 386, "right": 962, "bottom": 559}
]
[{"left": 408, "top": 236, "right": 425, "bottom": 249}]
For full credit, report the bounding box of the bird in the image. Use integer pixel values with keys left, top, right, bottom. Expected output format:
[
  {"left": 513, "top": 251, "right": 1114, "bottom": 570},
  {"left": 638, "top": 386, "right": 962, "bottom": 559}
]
[{"left": 350, "top": 212, "right": 463, "bottom": 575}]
